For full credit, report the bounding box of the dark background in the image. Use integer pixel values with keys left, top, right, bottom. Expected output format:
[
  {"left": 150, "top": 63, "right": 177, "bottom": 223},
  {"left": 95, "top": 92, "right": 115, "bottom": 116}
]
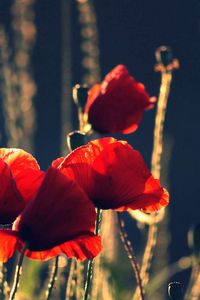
[{"left": 1, "top": 0, "right": 200, "bottom": 292}]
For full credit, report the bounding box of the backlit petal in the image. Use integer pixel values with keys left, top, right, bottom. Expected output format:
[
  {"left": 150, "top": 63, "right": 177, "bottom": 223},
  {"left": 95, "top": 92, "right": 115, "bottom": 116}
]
[
  {"left": 0, "top": 148, "right": 44, "bottom": 202},
  {"left": 85, "top": 65, "right": 154, "bottom": 134},
  {"left": 0, "top": 229, "right": 18, "bottom": 262},
  {"left": 60, "top": 138, "right": 169, "bottom": 212},
  {"left": 0, "top": 148, "right": 39, "bottom": 175},
  {"left": 0, "top": 159, "right": 25, "bottom": 224},
  {"left": 17, "top": 235, "right": 101, "bottom": 261},
  {"left": 15, "top": 167, "right": 99, "bottom": 258}
]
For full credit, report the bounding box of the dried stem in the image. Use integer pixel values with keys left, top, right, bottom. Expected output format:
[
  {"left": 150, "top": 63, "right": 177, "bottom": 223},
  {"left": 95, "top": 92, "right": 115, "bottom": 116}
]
[
  {"left": 83, "top": 208, "right": 102, "bottom": 300},
  {"left": 0, "top": 262, "right": 10, "bottom": 300},
  {"left": 188, "top": 264, "right": 200, "bottom": 300},
  {"left": 90, "top": 254, "right": 101, "bottom": 300},
  {"left": 151, "top": 72, "right": 172, "bottom": 178},
  {"left": 45, "top": 256, "right": 59, "bottom": 300},
  {"left": 118, "top": 213, "right": 145, "bottom": 300},
  {"left": 65, "top": 259, "right": 76, "bottom": 300},
  {"left": 133, "top": 71, "right": 172, "bottom": 300},
  {"left": 9, "top": 243, "right": 28, "bottom": 300},
  {"left": 76, "top": 0, "right": 101, "bottom": 85},
  {"left": 129, "top": 208, "right": 165, "bottom": 225},
  {"left": 91, "top": 211, "right": 116, "bottom": 300},
  {"left": 83, "top": 259, "right": 94, "bottom": 300},
  {"left": 76, "top": 261, "right": 84, "bottom": 300},
  {"left": 184, "top": 259, "right": 200, "bottom": 300}
]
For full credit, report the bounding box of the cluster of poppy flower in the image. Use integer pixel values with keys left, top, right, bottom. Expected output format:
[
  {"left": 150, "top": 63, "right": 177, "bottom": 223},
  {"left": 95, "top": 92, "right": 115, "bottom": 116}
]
[{"left": 0, "top": 65, "right": 169, "bottom": 264}]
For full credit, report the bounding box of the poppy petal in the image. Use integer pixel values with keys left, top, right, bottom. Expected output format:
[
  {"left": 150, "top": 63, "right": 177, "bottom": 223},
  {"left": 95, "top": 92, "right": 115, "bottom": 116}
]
[
  {"left": 0, "top": 229, "right": 18, "bottom": 262},
  {"left": 14, "top": 169, "right": 45, "bottom": 203},
  {"left": 0, "top": 148, "right": 45, "bottom": 202},
  {"left": 15, "top": 167, "right": 100, "bottom": 259},
  {"left": 17, "top": 235, "right": 101, "bottom": 261},
  {"left": 0, "top": 159, "right": 25, "bottom": 224},
  {"left": 0, "top": 148, "right": 40, "bottom": 175},
  {"left": 115, "top": 181, "right": 169, "bottom": 212},
  {"left": 85, "top": 65, "right": 155, "bottom": 134},
  {"left": 52, "top": 157, "right": 65, "bottom": 168},
  {"left": 60, "top": 138, "right": 169, "bottom": 212}
]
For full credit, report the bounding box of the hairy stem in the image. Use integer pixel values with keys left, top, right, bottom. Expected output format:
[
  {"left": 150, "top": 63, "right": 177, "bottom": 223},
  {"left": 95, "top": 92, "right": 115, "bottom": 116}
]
[
  {"left": 65, "top": 259, "right": 76, "bottom": 300},
  {"left": 9, "top": 243, "right": 28, "bottom": 300},
  {"left": 46, "top": 256, "right": 59, "bottom": 300},
  {"left": 118, "top": 213, "right": 145, "bottom": 300},
  {"left": 76, "top": 261, "right": 84, "bottom": 299},
  {"left": 83, "top": 209, "right": 102, "bottom": 300},
  {"left": 0, "top": 262, "right": 10, "bottom": 300},
  {"left": 134, "top": 71, "right": 172, "bottom": 300},
  {"left": 184, "top": 259, "right": 200, "bottom": 300}
]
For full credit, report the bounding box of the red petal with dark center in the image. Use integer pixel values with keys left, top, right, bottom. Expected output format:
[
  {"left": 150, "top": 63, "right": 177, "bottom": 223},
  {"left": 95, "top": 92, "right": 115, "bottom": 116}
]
[
  {"left": 0, "top": 159, "right": 25, "bottom": 224},
  {"left": 13, "top": 167, "right": 101, "bottom": 259},
  {"left": 60, "top": 138, "right": 169, "bottom": 212}
]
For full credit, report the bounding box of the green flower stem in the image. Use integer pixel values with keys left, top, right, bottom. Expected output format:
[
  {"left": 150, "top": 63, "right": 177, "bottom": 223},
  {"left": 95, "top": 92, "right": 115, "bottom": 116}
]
[
  {"left": 118, "top": 213, "right": 145, "bottom": 300},
  {"left": 83, "top": 208, "right": 102, "bottom": 300},
  {"left": 9, "top": 242, "right": 28, "bottom": 300},
  {"left": 45, "top": 256, "right": 59, "bottom": 300}
]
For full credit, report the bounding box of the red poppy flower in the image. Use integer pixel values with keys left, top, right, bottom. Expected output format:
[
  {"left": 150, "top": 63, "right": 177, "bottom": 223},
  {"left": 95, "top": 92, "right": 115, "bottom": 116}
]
[
  {"left": 56, "top": 138, "right": 169, "bottom": 212},
  {"left": 0, "top": 167, "right": 101, "bottom": 262},
  {"left": 0, "top": 149, "right": 45, "bottom": 224},
  {"left": 85, "top": 65, "right": 156, "bottom": 134}
]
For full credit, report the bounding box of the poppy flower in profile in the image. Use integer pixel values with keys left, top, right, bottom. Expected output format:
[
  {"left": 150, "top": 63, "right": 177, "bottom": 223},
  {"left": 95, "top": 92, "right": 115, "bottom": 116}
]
[
  {"left": 0, "top": 148, "right": 45, "bottom": 224},
  {"left": 85, "top": 65, "right": 156, "bottom": 134},
  {"left": 0, "top": 167, "right": 101, "bottom": 263},
  {"left": 56, "top": 138, "right": 169, "bottom": 212}
]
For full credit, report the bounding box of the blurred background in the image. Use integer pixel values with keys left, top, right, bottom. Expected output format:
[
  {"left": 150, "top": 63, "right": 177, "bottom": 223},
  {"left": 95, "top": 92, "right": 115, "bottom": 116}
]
[{"left": 0, "top": 1, "right": 200, "bottom": 299}]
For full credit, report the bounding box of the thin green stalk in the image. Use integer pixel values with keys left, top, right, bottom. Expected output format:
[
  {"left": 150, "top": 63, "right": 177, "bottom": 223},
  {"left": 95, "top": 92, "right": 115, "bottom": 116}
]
[
  {"left": 118, "top": 213, "right": 145, "bottom": 300},
  {"left": 9, "top": 243, "right": 28, "bottom": 300},
  {"left": 83, "top": 208, "right": 102, "bottom": 300},
  {"left": 45, "top": 256, "right": 59, "bottom": 300}
]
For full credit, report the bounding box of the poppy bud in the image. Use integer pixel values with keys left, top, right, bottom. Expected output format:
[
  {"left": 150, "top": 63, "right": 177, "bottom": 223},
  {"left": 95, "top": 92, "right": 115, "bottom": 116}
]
[
  {"left": 85, "top": 65, "right": 154, "bottom": 134},
  {"left": 155, "top": 46, "right": 173, "bottom": 66},
  {"left": 72, "top": 84, "right": 88, "bottom": 109},
  {"left": 168, "top": 282, "right": 183, "bottom": 300},
  {"left": 67, "top": 130, "right": 87, "bottom": 151},
  {"left": 188, "top": 223, "right": 200, "bottom": 259}
]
